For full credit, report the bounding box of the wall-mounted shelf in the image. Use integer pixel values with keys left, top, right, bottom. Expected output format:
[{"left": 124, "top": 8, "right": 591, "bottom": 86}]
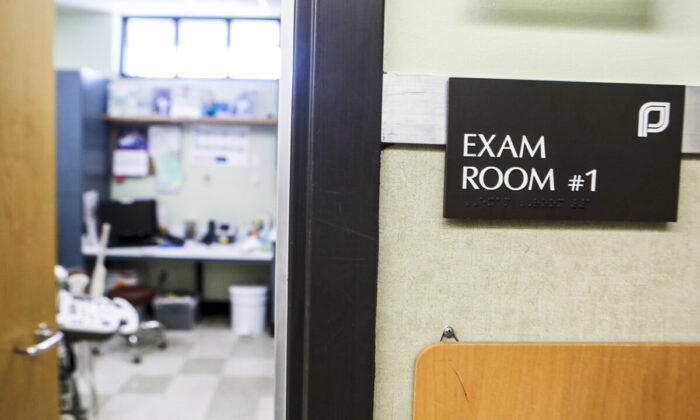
[{"left": 103, "top": 114, "right": 278, "bottom": 125}]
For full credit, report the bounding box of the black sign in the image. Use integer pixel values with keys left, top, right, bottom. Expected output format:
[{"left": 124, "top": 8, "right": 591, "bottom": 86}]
[{"left": 444, "top": 78, "right": 684, "bottom": 221}]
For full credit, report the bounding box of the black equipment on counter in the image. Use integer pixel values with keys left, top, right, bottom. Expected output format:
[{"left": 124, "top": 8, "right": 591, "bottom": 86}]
[{"left": 99, "top": 199, "right": 158, "bottom": 247}]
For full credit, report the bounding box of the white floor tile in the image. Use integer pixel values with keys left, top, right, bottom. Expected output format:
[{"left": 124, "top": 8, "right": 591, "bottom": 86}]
[
  {"left": 189, "top": 332, "right": 237, "bottom": 357},
  {"left": 97, "top": 394, "right": 161, "bottom": 420},
  {"left": 149, "top": 375, "right": 221, "bottom": 420},
  {"left": 96, "top": 353, "right": 187, "bottom": 376},
  {"left": 222, "top": 357, "right": 275, "bottom": 377},
  {"left": 119, "top": 375, "right": 172, "bottom": 394},
  {"left": 92, "top": 361, "right": 132, "bottom": 395},
  {"left": 180, "top": 358, "right": 227, "bottom": 374},
  {"left": 256, "top": 395, "right": 275, "bottom": 420}
]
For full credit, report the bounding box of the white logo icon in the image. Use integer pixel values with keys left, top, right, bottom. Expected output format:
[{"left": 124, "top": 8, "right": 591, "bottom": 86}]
[{"left": 638, "top": 102, "right": 670, "bottom": 137}]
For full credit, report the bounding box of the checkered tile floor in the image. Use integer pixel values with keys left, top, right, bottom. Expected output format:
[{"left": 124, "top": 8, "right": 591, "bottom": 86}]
[{"left": 73, "top": 317, "right": 275, "bottom": 420}]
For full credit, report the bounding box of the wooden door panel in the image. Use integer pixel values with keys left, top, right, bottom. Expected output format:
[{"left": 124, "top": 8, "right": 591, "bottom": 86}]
[
  {"left": 414, "top": 342, "right": 700, "bottom": 420},
  {"left": 0, "top": 1, "right": 59, "bottom": 419}
]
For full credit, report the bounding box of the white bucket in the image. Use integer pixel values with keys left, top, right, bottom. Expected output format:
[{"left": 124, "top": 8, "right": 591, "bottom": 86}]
[{"left": 229, "top": 285, "right": 268, "bottom": 336}]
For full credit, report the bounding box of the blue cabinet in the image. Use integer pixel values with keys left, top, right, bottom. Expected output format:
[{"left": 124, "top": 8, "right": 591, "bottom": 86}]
[{"left": 55, "top": 69, "right": 109, "bottom": 267}]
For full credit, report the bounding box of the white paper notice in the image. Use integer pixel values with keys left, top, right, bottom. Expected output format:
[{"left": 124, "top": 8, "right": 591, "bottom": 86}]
[
  {"left": 148, "top": 125, "right": 182, "bottom": 155},
  {"left": 112, "top": 149, "right": 149, "bottom": 177},
  {"left": 148, "top": 125, "right": 184, "bottom": 193},
  {"left": 189, "top": 125, "right": 250, "bottom": 167}
]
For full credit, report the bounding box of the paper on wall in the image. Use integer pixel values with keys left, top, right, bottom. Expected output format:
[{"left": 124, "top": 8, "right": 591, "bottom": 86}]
[
  {"left": 147, "top": 125, "right": 184, "bottom": 193},
  {"left": 112, "top": 149, "right": 149, "bottom": 177},
  {"left": 148, "top": 125, "right": 182, "bottom": 155},
  {"left": 189, "top": 125, "right": 250, "bottom": 167},
  {"left": 152, "top": 151, "right": 185, "bottom": 193}
]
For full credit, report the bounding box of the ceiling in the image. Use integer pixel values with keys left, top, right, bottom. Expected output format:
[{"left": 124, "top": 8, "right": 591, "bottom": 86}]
[{"left": 55, "top": 0, "right": 281, "bottom": 18}]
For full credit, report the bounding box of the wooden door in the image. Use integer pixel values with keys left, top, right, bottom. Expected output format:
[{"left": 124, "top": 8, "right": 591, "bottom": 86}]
[
  {"left": 0, "top": 1, "right": 60, "bottom": 419},
  {"left": 414, "top": 342, "right": 700, "bottom": 419}
]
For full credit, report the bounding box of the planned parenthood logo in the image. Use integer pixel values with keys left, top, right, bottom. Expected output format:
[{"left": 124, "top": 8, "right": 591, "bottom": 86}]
[{"left": 638, "top": 102, "right": 670, "bottom": 137}]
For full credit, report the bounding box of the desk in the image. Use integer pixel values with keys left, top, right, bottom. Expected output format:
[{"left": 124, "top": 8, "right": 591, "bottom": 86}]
[
  {"left": 82, "top": 240, "right": 274, "bottom": 318},
  {"left": 82, "top": 241, "right": 273, "bottom": 262}
]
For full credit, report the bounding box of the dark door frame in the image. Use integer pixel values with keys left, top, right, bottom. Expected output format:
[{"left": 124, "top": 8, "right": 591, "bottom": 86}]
[{"left": 286, "top": 0, "right": 385, "bottom": 418}]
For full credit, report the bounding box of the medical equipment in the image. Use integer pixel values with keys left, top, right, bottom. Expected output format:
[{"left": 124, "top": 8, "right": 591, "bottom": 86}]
[{"left": 57, "top": 289, "right": 140, "bottom": 420}]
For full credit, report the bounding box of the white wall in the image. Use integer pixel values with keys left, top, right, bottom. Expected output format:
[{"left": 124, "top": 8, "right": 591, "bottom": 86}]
[
  {"left": 54, "top": 8, "right": 119, "bottom": 77},
  {"left": 384, "top": 0, "right": 700, "bottom": 85}
]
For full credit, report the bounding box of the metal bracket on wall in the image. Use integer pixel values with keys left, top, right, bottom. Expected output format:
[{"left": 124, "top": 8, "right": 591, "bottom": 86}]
[{"left": 381, "top": 73, "right": 700, "bottom": 154}]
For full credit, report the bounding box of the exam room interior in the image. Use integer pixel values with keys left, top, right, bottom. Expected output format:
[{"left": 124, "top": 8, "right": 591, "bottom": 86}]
[{"left": 53, "top": 1, "right": 282, "bottom": 419}]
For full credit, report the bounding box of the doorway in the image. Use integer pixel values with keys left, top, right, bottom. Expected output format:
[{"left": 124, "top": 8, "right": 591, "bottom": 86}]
[{"left": 52, "top": 2, "right": 286, "bottom": 419}]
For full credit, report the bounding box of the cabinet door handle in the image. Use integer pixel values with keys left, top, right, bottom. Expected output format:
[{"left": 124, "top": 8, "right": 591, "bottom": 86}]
[{"left": 14, "top": 323, "right": 64, "bottom": 356}]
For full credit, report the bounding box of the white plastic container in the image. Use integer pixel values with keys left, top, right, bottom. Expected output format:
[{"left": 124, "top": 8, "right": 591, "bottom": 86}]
[{"left": 229, "top": 285, "right": 268, "bottom": 336}]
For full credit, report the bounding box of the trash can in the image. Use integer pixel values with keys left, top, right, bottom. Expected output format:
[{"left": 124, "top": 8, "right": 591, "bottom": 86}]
[{"left": 229, "top": 285, "right": 267, "bottom": 336}]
